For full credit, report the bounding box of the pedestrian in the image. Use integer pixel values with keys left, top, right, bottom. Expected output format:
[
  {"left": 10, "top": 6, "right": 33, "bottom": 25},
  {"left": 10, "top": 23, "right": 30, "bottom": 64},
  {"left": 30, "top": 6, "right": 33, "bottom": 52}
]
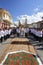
[
  {"left": 16, "top": 27, "right": 20, "bottom": 37},
  {"left": 1, "top": 29, "right": 4, "bottom": 42},
  {"left": 20, "top": 27, "right": 24, "bottom": 37},
  {"left": 24, "top": 27, "right": 28, "bottom": 38},
  {"left": 0, "top": 29, "right": 1, "bottom": 43}
]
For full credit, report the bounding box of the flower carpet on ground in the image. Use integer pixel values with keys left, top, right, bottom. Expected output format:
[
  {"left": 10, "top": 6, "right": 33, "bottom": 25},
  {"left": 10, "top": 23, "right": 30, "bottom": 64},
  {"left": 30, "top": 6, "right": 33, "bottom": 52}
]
[{"left": 3, "top": 52, "right": 39, "bottom": 65}]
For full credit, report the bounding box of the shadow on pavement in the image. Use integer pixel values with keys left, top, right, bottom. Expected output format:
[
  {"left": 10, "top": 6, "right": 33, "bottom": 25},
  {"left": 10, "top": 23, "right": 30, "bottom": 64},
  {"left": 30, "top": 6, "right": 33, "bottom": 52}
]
[{"left": 36, "top": 47, "right": 43, "bottom": 50}]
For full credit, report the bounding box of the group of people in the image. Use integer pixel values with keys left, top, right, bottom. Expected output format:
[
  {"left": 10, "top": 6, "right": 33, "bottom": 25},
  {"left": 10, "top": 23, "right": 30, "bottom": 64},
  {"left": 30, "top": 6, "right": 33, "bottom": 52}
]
[
  {"left": 12, "top": 27, "right": 29, "bottom": 38},
  {"left": 12, "top": 27, "right": 43, "bottom": 42},
  {"left": 0, "top": 28, "right": 12, "bottom": 43},
  {"left": 16, "top": 27, "right": 29, "bottom": 37},
  {"left": 0, "top": 26, "right": 43, "bottom": 43},
  {"left": 30, "top": 28, "right": 43, "bottom": 41}
]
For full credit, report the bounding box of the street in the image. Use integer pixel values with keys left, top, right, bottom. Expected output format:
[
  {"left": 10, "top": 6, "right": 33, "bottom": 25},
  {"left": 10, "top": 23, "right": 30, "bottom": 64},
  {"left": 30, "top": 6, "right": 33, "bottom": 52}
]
[{"left": 0, "top": 35, "right": 43, "bottom": 64}]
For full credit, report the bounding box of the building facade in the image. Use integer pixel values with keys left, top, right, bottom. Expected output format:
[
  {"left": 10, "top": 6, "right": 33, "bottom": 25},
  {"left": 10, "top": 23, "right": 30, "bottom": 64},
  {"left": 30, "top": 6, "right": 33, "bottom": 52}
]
[
  {"left": 28, "top": 20, "right": 43, "bottom": 29},
  {"left": 0, "top": 8, "right": 13, "bottom": 29}
]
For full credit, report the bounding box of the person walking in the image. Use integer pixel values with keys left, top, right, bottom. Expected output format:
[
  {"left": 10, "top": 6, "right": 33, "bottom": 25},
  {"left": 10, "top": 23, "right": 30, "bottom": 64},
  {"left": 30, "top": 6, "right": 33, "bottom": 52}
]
[
  {"left": 16, "top": 27, "right": 20, "bottom": 37},
  {"left": 20, "top": 27, "right": 24, "bottom": 37},
  {"left": 24, "top": 27, "right": 28, "bottom": 38},
  {"left": 0, "top": 29, "right": 4, "bottom": 42}
]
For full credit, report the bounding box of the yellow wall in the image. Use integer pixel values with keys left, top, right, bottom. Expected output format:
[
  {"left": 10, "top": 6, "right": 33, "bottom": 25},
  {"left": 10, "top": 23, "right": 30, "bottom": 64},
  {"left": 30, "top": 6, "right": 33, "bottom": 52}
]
[{"left": 0, "top": 8, "right": 13, "bottom": 29}]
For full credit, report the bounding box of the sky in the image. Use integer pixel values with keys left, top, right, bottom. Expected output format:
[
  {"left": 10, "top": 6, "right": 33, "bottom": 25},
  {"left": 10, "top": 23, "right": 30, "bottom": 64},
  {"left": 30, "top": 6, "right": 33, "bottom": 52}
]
[{"left": 0, "top": 0, "right": 43, "bottom": 24}]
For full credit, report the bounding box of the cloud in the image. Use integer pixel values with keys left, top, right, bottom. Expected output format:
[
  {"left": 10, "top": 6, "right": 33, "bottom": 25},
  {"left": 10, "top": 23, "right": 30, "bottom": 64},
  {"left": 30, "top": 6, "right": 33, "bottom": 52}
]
[{"left": 17, "top": 11, "right": 43, "bottom": 24}]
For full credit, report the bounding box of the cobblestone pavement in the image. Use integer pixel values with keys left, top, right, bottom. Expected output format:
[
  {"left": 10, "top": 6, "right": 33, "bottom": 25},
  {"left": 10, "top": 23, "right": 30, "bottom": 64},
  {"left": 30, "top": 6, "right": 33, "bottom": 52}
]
[{"left": 0, "top": 38, "right": 12, "bottom": 56}]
